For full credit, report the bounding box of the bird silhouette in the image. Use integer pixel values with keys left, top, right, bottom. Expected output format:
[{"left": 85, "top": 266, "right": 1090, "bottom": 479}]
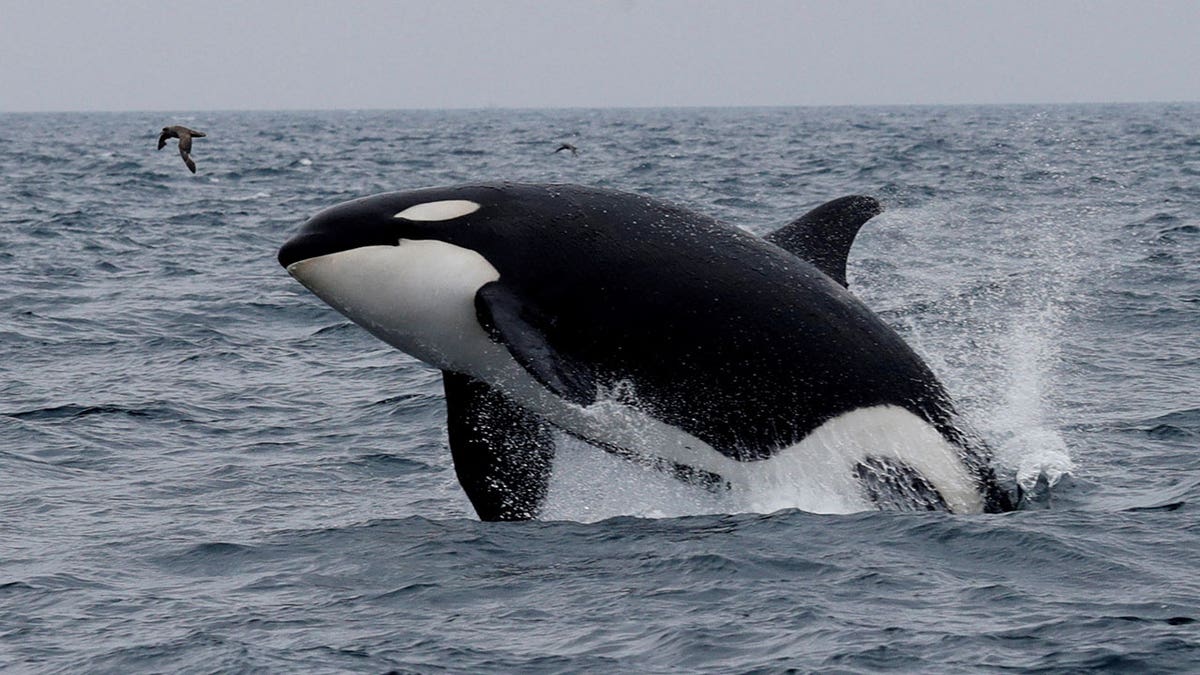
[
  {"left": 554, "top": 143, "right": 579, "bottom": 157},
  {"left": 157, "top": 125, "right": 206, "bottom": 173}
]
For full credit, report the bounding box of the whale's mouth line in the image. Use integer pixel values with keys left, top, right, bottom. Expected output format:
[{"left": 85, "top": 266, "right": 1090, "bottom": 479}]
[
  {"left": 283, "top": 246, "right": 381, "bottom": 275},
  {"left": 278, "top": 232, "right": 400, "bottom": 269}
]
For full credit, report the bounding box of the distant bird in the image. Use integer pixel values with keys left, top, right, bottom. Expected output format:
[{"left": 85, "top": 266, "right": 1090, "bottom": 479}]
[
  {"left": 157, "top": 125, "right": 206, "bottom": 174},
  {"left": 554, "top": 142, "right": 579, "bottom": 157}
]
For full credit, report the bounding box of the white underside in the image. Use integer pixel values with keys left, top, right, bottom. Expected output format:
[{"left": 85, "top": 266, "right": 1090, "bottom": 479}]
[
  {"left": 540, "top": 403, "right": 984, "bottom": 519},
  {"left": 287, "top": 242, "right": 504, "bottom": 373},
  {"left": 289, "top": 244, "right": 986, "bottom": 518}
]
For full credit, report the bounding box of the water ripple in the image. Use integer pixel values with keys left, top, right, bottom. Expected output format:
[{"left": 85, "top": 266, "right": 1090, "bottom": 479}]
[{"left": 1, "top": 105, "right": 1199, "bottom": 672}]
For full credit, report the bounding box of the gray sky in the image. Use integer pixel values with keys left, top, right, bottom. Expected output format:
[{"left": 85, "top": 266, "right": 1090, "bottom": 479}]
[{"left": 2, "top": 0, "right": 1197, "bottom": 112}]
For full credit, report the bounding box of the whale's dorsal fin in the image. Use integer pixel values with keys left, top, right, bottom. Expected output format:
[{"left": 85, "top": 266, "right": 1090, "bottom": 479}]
[{"left": 765, "top": 195, "right": 882, "bottom": 288}]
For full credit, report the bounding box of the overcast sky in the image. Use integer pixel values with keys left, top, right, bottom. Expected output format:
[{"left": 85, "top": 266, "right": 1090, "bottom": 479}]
[{"left": 2, "top": 0, "right": 1197, "bottom": 112}]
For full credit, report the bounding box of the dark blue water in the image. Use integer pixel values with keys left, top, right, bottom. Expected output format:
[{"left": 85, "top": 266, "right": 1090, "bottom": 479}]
[{"left": 2, "top": 105, "right": 1198, "bottom": 672}]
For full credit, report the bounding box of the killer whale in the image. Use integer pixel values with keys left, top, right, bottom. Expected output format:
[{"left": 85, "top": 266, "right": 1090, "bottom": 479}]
[{"left": 278, "top": 183, "right": 1014, "bottom": 520}]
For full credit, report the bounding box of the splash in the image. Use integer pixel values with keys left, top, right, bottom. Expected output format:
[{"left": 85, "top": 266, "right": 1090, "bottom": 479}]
[
  {"left": 838, "top": 196, "right": 1089, "bottom": 510},
  {"left": 539, "top": 404, "right": 992, "bottom": 522},
  {"left": 539, "top": 434, "right": 729, "bottom": 522},
  {"left": 989, "top": 306, "right": 1074, "bottom": 502}
]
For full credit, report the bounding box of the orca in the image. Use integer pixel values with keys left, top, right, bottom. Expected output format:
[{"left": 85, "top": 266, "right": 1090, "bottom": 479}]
[{"left": 278, "top": 183, "right": 1015, "bottom": 520}]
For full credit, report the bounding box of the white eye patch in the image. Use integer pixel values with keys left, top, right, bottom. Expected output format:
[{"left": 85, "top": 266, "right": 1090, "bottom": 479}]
[{"left": 393, "top": 200, "right": 481, "bottom": 222}]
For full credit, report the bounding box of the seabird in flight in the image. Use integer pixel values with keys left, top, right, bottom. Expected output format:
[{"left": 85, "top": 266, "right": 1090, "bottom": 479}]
[{"left": 157, "top": 125, "right": 206, "bottom": 174}]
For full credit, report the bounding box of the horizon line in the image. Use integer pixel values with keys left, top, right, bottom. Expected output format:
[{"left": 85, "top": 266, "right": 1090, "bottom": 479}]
[{"left": 2, "top": 99, "right": 1198, "bottom": 116}]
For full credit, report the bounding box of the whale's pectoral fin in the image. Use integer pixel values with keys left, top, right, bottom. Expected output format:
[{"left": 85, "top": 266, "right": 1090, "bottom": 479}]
[
  {"left": 765, "top": 195, "right": 882, "bottom": 287},
  {"left": 443, "top": 370, "right": 555, "bottom": 521},
  {"left": 475, "top": 281, "right": 597, "bottom": 406}
]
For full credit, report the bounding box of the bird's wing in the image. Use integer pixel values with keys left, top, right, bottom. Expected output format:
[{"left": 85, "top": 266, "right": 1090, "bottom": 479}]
[
  {"left": 157, "top": 129, "right": 170, "bottom": 150},
  {"left": 178, "top": 132, "right": 192, "bottom": 153},
  {"left": 181, "top": 150, "right": 196, "bottom": 174}
]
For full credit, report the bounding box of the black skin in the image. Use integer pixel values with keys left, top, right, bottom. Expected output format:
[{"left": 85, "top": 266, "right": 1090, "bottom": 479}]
[{"left": 280, "top": 183, "right": 1015, "bottom": 514}]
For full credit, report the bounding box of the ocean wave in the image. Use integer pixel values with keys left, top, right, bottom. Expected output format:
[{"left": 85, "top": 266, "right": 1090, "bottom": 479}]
[
  {"left": 3, "top": 402, "right": 187, "bottom": 422},
  {"left": 4, "top": 105, "right": 1200, "bottom": 673}
]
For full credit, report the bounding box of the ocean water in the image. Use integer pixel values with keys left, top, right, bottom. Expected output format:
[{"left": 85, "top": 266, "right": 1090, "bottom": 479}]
[{"left": 2, "top": 104, "right": 1198, "bottom": 672}]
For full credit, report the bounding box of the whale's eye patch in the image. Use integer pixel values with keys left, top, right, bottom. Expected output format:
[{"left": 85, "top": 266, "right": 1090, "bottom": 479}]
[{"left": 393, "top": 200, "right": 481, "bottom": 222}]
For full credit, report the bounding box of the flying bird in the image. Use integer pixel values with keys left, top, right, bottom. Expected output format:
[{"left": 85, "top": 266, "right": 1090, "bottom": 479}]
[
  {"left": 554, "top": 143, "right": 578, "bottom": 156},
  {"left": 157, "top": 125, "right": 206, "bottom": 173}
]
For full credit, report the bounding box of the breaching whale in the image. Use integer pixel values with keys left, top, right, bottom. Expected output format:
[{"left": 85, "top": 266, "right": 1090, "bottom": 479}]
[{"left": 278, "top": 183, "right": 1015, "bottom": 520}]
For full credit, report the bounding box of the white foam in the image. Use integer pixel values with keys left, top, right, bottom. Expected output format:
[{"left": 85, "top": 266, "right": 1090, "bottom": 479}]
[
  {"left": 865, "top": 203, "right": 1084, "bottom": 503},
  {"left": 992, "top": 310, "right": 1074, "bottom": 493},
  {"left": 540, "top": 434, "right": 728, "bottom": 522},
  {"left": 540, "top": 404, "right": 985, "bottom": 522}
]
